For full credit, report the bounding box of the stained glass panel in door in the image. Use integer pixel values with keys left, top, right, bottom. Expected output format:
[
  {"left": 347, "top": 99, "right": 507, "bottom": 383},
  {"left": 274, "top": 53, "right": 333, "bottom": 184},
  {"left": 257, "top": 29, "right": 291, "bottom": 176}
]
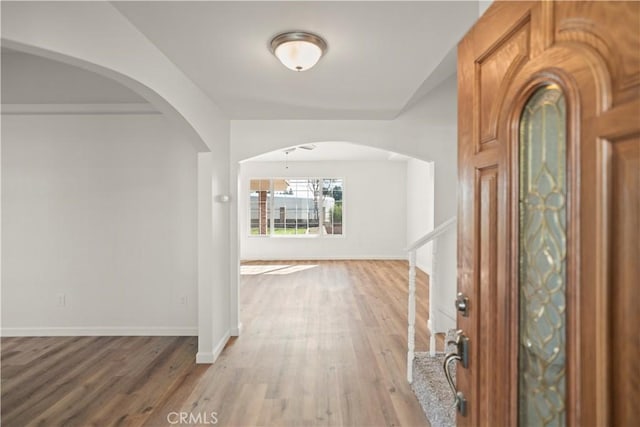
[{"left": 518, "top": 84, "right": 567, "bottom": 427}]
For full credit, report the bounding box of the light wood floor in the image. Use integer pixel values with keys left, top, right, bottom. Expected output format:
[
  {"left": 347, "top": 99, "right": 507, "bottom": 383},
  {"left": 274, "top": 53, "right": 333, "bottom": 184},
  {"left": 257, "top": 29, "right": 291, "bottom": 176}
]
[{"left": 2, "top": 260, "right": 437, "bottom": 426}]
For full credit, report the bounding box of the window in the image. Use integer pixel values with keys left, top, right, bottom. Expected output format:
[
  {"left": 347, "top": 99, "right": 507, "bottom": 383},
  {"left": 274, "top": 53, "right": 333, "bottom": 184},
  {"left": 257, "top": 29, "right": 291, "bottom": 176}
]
[{"left": 249, "top": 178, "right": 343, "bottom": 237}]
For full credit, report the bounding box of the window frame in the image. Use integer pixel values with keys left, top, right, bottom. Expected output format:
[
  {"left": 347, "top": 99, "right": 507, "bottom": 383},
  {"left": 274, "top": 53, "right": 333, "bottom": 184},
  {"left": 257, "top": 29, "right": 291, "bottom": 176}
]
[{"left": 248, "top": 177, "right": 345, "bottom": 239}]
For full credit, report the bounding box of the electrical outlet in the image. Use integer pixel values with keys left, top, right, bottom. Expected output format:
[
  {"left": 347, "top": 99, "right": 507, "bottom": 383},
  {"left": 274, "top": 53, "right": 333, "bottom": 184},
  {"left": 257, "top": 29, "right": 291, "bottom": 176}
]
[
  {"left": 57, "top": 293, "right": 66, "bottom": 307},
  {"left": 180, "top": 295, "right": 188, "bottom": 305}
]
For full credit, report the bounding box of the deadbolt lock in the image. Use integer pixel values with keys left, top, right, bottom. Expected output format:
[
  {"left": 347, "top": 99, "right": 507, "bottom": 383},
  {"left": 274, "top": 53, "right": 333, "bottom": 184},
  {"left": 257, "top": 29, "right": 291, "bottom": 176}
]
[{"left": 455, "top": 292, "right": 469, "bottom": 317}]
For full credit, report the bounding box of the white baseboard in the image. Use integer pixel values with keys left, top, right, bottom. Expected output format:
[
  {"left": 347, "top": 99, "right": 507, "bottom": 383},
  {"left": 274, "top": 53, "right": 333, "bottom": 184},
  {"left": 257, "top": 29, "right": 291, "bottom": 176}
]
[
  {"left": 241, "top": 255, "right": 406, "bottom": 261},
  {"left": 196, "top": 351, "right": 214, "bottom": 364},
  {"left": 230, "top": 322, "right": 243, "bottom": 337},
  {"left": 1, "top": 326, "right": 198, "bottom": 337},
  {"left": 212, "top": 330, "right": 231, "bottom": 361},
  {"left": 196, "top": 330, "right": 231, "bottom": 364}
]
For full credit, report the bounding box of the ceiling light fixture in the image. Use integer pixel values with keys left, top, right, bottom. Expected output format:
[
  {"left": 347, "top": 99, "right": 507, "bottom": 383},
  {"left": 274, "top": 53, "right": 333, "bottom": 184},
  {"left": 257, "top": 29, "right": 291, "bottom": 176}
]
[
  {"left": 283, "top": 148, "right": 296, "bottom": 169},
  {"left": 270, "top": 31, "right": 327, "bottom": 72}
]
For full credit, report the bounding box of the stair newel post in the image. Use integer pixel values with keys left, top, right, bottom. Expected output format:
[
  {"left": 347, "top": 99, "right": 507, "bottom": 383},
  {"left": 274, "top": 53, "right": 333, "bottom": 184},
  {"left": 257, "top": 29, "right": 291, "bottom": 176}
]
[
  {"left": 429, "top": 237, "right": 438, "bottom": 356},
  {"left": 407, "top": 250, "right": 417, "bottom": 383}
]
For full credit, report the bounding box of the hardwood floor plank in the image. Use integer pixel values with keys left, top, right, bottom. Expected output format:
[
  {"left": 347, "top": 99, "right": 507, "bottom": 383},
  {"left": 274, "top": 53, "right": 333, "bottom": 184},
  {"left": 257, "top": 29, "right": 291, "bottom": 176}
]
[
  {"left": 2, "top": 260, "right": 432, "bottom": 426},
  {"left": 2, "top": 337, "right": 124, "bottom": 423}
]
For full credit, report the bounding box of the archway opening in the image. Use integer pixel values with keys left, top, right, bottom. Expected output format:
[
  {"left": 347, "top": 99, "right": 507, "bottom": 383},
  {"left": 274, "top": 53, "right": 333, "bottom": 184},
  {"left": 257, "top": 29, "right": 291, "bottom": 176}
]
[{"left": 235, "top": 140, "right": 436, "bottom": 326}]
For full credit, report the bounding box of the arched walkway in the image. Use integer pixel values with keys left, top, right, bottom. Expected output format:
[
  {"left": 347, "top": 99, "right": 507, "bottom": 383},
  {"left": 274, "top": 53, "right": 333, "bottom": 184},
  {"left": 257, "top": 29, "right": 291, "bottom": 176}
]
[{"left": 2, "top": 1, "right": 232, "bottom": 363}]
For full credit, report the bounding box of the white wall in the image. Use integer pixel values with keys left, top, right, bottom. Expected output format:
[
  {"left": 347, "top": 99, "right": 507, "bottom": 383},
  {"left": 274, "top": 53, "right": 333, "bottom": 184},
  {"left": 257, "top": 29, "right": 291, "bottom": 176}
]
[
  {"left": 240, "top": 160, "right": 407, "bottom": 260},
  {"left": 406, "top": 159, "right": 435, "bottom": 274},
  {"left": 2, "top": 2, "right": 234, "bottom": 361},
  {"left": 209, "top": 137, "right": 232, "bottom": 346},
  {"left": 394, "top": 76, "right": 458, "bottom": 332},
  {"left": 478, "top": 0, "right": 493, "bottom": 17},
  {"left": 1, "top": 114, "right": 198, "bottom": 335}
]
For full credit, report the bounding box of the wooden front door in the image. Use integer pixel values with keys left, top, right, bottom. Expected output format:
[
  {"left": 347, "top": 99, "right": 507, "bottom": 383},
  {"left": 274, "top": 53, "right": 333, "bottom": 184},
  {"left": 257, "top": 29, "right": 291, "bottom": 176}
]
[{"left": 457, "top": 1, "right": 639, "bottom": 426}]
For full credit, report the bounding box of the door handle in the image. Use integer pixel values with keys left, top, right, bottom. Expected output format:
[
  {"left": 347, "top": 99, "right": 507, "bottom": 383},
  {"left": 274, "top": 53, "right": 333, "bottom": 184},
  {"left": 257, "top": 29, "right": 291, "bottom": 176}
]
[
  {"left": 443, "top": 330, "right": 469, "bottom": 416},
  {"left": 443, "top": 352, "right": 467, "bottom": 416},
  {"left": 447, "top": 330, "right": 469, "bottom": 368}
]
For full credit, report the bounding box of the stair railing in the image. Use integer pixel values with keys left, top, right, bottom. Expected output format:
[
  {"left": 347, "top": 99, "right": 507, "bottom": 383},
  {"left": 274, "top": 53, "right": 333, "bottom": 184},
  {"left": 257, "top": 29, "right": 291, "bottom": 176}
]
[{"left": 406, "top": 216, "right": 456, "bottom": 383}]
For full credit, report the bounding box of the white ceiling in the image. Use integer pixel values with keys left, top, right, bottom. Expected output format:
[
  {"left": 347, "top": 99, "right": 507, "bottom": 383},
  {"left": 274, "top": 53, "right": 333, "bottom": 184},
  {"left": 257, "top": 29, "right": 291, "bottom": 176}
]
[
  {"left": 1, "top": 2, "right": 479, "bottom": 119},
  {"left": 113, "top": 1, "right": 479, "bottom": 119},
  {"left": 244, "top": 141, "right": 410, "bottom": 163}
]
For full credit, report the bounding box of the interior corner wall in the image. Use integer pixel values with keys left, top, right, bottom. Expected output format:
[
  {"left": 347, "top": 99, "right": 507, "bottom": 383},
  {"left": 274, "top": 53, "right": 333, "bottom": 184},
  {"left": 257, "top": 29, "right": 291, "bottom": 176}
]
[
  {"left": 1, "top": 114, "right": 198, "bottom": 336},
  {"left": 406, "top": 158, "right": 435, "bottom": 274},
  {"left": 209, "top": 134, "right": 231, "bottom": 350},
  {"left": 239, "top": 160, "right": 407, "bottom": 261},
  {"left": 394, "top": 76, "right": 458, "bottom": 333}
]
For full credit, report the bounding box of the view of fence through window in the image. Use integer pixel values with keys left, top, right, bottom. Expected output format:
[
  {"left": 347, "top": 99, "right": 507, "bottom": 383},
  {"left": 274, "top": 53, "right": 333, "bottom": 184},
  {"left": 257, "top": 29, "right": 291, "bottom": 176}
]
[{"left": 249, "top": 178, "right": 343, "bottom": 236}]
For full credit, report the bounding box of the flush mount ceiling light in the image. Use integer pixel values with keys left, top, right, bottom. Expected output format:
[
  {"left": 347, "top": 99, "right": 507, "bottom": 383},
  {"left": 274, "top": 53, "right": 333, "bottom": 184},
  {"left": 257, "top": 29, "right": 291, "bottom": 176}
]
[{"left": 270, "top": 31, "right": 327, "bottom": 72}]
